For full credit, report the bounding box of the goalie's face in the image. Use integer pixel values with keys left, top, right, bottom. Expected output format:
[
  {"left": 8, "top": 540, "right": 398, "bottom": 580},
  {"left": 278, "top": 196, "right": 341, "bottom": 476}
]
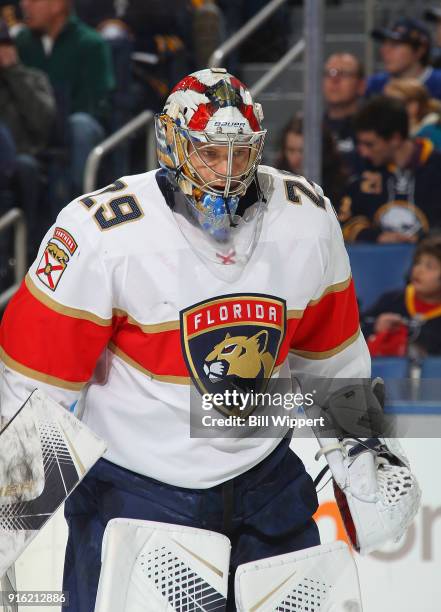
[{"left": 188, "top": 142, "right": 251, "bottom": 195}]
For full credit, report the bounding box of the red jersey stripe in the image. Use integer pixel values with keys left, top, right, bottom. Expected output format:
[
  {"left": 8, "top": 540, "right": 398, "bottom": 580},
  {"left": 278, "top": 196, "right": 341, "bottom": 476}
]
[
  {"left": 111, "top": 319, "right": 187, "bottom": 377},
  {"left": 0, "top": 347, "right": 85, "bottom": 390},
  {"left": 0, "top": 280, "right": 113, "bottom": 384},
  {"left": 290, "top": 278, "right": 360, "bottom": 358},
  {"left": 25, "top": 274, "right": 112, "bottom": 326},
  {"left": 109, "top": 343, "right": 190, "bottom": 385}
]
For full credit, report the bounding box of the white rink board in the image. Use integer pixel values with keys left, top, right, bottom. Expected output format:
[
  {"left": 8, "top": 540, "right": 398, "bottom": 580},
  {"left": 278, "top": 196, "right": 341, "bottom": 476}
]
[{"left": 292, "top": 436, "right": 441, "bottom": 612}]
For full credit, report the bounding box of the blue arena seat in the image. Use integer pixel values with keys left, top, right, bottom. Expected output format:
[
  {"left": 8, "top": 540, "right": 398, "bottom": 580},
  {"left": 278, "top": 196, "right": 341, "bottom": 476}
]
[
  {"left": 371, "top": 357, "right": 410, "bottom": 380},
  {"left": 420, "top": 357, "right": 441, "bottom": 378},
  {"left": 371, "top": 357, "right": 410, "bottom": 403},
  {"left": 346, "top": 243, "right": 415, "bottom": 312}
]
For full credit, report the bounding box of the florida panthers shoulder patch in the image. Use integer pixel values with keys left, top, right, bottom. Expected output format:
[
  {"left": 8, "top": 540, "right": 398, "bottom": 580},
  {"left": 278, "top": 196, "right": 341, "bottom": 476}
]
[{"left": 35, "top": 227, "right": 77, "bottom": 291}]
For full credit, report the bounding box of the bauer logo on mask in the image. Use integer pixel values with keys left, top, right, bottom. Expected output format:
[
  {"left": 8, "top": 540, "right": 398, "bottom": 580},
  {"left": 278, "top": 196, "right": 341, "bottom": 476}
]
[{"left": 180, "top": 294, "right": 286, "bottom": 416}]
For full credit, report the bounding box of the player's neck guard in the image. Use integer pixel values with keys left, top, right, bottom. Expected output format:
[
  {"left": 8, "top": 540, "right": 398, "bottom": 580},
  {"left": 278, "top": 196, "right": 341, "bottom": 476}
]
[{"left": 156, "top": 170, "right": 267, "bottom": 282}]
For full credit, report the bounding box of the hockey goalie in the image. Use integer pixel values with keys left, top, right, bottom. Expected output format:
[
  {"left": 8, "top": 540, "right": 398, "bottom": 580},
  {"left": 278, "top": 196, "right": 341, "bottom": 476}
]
[{"left": 0, "top": 67, "right": 420, "bottom": 611}]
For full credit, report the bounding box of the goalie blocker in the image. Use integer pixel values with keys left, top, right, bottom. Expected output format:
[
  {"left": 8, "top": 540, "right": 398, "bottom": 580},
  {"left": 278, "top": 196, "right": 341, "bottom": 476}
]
[{"left": 309, "top": 379, "right": 421, "bottom": 554}]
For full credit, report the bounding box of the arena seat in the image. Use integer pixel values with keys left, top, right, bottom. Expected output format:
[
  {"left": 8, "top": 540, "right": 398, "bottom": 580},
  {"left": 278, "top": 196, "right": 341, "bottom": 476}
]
[
  {"left": 371, "top": 357, "right": 410, "bottom": 404},
  {"left": 420, "top": 357, "right": 441, "bottom": 378},
  {"left": 346, "top": 244, "right": 415, "bottom": 311},
  {"left": 371, "top": 357, "right": 410, "bottom": 380}
]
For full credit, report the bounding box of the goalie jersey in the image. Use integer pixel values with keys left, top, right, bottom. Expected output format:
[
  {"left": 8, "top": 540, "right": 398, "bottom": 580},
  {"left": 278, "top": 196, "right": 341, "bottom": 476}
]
[{"left": 0, "top": 167, "right": 370, "bottom": 488}]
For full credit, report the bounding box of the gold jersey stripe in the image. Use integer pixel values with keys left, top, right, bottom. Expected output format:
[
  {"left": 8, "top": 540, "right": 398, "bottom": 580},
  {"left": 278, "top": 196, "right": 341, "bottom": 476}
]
[
  {"left": 26, "top": 274, "right": 113, "bottom": 327},
  {"left": 308, "top": 276, "right": 352, "bottom": 306},
  {"left": 109, "top": 343, "right": 190, "bottom": 385},
  {"left": 275, "top": 278, "right": 352, "bottom": 320},
  {"left": 112, "top": 311, "right": 180, "bottom": 333},
  {"left": 0, "top": 347, "right": 86, "bottom": 391},
  {"left": 290, "top": 328, "right": 360, "bottom": 360},
  {"left": 27, "top": 275, "right": 180, "bottom": 333},
  {"left": 287, "top": 308, "right": 304, "bottom": 319}
]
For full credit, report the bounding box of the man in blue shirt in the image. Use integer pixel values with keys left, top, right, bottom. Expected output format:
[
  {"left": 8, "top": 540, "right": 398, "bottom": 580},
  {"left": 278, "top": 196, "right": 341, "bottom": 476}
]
[{"left": 367, "top": 17, "right": 441, "bottom": 100}]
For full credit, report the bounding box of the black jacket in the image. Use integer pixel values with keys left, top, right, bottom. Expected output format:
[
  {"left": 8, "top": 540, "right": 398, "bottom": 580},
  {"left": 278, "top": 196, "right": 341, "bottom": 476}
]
[{"left": 0, "top": 62, "right": 55, "bottom": 155}]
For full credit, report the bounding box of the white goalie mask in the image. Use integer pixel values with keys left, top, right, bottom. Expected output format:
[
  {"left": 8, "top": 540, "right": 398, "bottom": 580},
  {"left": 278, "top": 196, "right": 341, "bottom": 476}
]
[{"left": 155, "top": 68, "right": 267, "bottom": 280}]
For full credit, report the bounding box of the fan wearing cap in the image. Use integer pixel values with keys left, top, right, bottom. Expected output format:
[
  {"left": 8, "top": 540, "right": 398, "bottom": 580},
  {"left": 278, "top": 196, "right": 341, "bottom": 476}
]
[{"left": 367, "top": 17, "right": 441, "bottom": 100}]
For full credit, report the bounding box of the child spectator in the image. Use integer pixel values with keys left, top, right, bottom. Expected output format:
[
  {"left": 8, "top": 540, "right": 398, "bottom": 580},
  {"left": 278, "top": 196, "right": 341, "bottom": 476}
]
[{"left": 363, "top": 234, "right": 441, "bottom": 357}]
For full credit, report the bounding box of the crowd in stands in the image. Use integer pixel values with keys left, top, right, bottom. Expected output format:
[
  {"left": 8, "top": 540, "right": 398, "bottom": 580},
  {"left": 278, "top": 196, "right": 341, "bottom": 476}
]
[
  {"left": 275, "top": 12, "right": 441, "bottom": 361},
  {"left": 0, "top": 1, "right": 440, "bottom": 361}
]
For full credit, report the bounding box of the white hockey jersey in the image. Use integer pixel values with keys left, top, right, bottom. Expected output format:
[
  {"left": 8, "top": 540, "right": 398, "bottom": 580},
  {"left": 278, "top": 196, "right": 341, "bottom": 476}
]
[{"left": 0, "top": 167, "right": 370, "bottom": 488}]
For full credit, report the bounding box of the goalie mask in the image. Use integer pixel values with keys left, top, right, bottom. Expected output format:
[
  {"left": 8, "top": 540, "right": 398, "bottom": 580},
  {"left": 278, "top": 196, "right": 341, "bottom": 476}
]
[{"left": 155, "top": 68, "right": 266, "bottom": 248}]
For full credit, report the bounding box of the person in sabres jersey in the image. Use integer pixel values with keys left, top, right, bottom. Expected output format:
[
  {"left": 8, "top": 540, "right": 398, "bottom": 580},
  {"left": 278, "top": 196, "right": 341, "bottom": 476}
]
[{"left": 0, "top": 68, "right": 371, "bottom": 610}]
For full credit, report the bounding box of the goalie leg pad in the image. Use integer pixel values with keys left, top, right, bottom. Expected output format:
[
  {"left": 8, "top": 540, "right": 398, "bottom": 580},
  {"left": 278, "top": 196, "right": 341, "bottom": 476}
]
[
  {"left": 235, "top": 541, "right": 362, "bottom": 612},
  {"left": 95, "top": 518, "right": 231, "bottom": 612}
]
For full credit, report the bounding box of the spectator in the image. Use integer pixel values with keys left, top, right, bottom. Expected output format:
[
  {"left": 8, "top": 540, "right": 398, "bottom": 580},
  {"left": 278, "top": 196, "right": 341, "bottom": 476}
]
[
  {"left": 16, "top": 0, "right": 115, "bottom": 202},
  {"left": 0, "top": 121, "right": 16, "bottom": 209},
  {"left": 0, "top": 122, "right": 16, "bottom": 290},
  {"left": 323, "top": 52, "right": 366, "bottom": 179},
  {"left": 424, "top": 6, "right": 441, "bottom": 68},
  {"left": 0, "top": 19, "right": 54, "bottom": 156},
  {"left": 0, "top": 1, "right": 23, "bottom": 36},
  {"left": 362, "top": 234, "right": 441, "bottom": 357},
  {"left": 367, "top": 17, "right": 441, "bottom": 100},
  {"left": 0, "top": 18, "right": 56, "bottom": 257},
  {"left": 340, "top": 96, "right": 441, "bottom": 243},
  {"left": 276, "top": 116, "right": 348, "bottom": 207},
  {"left": 384, "top": 78, "right": 441, "bottom": 149}
]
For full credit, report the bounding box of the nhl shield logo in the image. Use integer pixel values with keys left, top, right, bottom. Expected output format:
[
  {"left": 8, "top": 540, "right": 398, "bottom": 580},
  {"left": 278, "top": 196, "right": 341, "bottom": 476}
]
[{"left": 181, "top": 294, "right": 286, "bottom": 416}]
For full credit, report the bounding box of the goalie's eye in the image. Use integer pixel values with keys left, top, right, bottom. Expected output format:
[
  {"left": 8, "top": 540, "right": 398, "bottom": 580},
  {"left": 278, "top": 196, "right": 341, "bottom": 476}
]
[{"left": 221, "top": 343, "right": 237, "bottom": 355}]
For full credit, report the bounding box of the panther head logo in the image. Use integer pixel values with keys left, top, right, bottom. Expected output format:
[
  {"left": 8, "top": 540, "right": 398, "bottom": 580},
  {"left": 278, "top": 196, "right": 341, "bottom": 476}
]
[
  {"left": 206, "top": 81, "right": 242, "bottom": 109},
  {"left": 203, "top": 330, "right": 274, "bottom": 384},
  {"left": 47, "top": 242, "right": 69, "bottom": 267}
]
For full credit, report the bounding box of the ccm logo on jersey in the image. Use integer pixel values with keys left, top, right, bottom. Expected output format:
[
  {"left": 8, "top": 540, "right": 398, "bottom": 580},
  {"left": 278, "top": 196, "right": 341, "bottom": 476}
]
[
  {"left": 180, "top": 294, "right": 286, "bottom": 416},
  {"left": 35, "top": 227, "right": 77, "bottom": 291}
]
